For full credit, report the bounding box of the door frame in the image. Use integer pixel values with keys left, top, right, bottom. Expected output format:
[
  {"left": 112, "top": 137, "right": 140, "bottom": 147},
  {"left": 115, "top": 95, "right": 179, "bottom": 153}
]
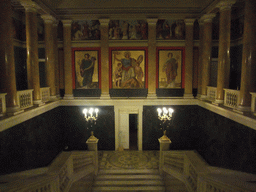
[{"left": 115, "top": 106, "right": 143, "bottom": 151}]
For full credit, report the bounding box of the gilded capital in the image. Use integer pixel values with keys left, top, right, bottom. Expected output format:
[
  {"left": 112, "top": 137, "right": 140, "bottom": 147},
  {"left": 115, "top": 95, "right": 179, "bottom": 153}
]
[
  {"left": 217, "top": 0, "right": 236, "bottom": 11},
  {"left": 200, "top": 13, "right": 216, "bottom": 23},
  {"left": 147, "top": 18, "right": 158, "bottom": 26},
  {"left": 41, "top": 15, "right": 56, "bottom": 24},
  {"left": 99, "top": 19, "right": 110, "bottom": 26},
  {"left": 20, "top": 0, "right": 38, "bottom": 12},
  {"left": 62, "top": 20, "right": 72, "bottom": 26},
  {"left": 184, "top": 18, "right": 196, "bottom": 26}
]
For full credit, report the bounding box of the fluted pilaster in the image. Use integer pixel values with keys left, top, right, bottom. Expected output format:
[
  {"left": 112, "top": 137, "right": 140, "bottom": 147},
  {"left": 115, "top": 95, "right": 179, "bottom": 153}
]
[
  {"left": 62, "top": 20, "right": 74, "bottom": 99},
  {"left": 184, "top": 19, "right": 195, "bottom": 98},
  {"left": 147, "top": 18, "right": 158, "bottom": 99},
  {"left": 0, "top": 0, "right": 23, "bottom": 115},
  {"left": 41, "top": 15, "right": 57, "bottom": 100},
  {"left": 99, "top": 19, "right": 110, "bottom": 99},
  {"left": 215, "top": 0, "right": 236, "bottom": 104},
  {"left": 237, "top": 0, "right": 256, "bottom": 112},
  {"left": 200, "top": 14, "right": 216, "bottom": 98}
]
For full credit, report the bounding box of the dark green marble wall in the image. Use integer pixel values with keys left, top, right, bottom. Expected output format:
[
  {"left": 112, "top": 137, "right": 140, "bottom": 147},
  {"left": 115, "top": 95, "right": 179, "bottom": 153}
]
[
  {"left": 143, "top": 105, "right": 256, "bottom": 174},
  {"left": 0, "top": 107, "right": 65, "bottom": 175},
  {"left": 60, "top": 106, "right": 115, "bottom": 151}
]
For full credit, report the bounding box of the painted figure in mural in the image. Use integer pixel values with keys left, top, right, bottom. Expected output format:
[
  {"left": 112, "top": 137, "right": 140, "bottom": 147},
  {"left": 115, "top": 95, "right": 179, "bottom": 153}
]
[
  {"left": 122, "top": 21, "right": 129, "bottom": 40},
  {"left": 80, "top": 54, "right": 96, "bottom": 88},
  {"left": 114, "top": 52, "right": 143, "bottom": 88},
  {"left": 134, "top": 55, "right": 144, "bottom": 88},
  {"left": 114, "top": 63, "right": 123, "bottom": 87},
  {"left": 141, "top": 22, "right": 147, "bottom": 40},
  {"left": 129, "top": 25, "right": 137, "bottom": 40},
  {"left": 163, "top": 52, "right": 178, "bottom": 88},
  {"left": 82, "top": 22, "right": 89, "bottom": 39},
  {"left": 175, "top": 21, "right": 184, "bottom": 39}
]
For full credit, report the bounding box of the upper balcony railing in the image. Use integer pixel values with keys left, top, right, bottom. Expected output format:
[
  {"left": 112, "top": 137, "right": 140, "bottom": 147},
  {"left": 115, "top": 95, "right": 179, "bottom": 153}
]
[
  {"left": 250, "top": 92, "right": 256, "bottom": 116},
  {"left": 224, "top": 88, "right": 240, "bottom": 109},
  {"left": 0, "top": 93, "right": 7, "bottom": 116},
  {"left": 206, "top": 86, "right": 217, "bottom": 101},
  {"left": 17, "top": 89, "right": 34, "bottom": 109}
]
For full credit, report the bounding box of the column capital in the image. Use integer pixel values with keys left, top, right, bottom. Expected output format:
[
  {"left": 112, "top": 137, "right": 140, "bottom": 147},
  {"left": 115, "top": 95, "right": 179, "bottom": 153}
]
[
  {"left": 20, "top": 0, "right": 39, "bottom": 12},
  {"left": 200, "top": 13, "right": 216, "bottom": 23},
  {"left": 217, "top": 0, "right": 236, "bottom": 11},
  {"left": 99, "top": 19, "right": 110, "bottom": 26},
  {"left": 41, "top": 14, "right": 56, "bottom": 24},
  {"left": 184, "top": 19, "right": 196, "bottom": 25},
  {"left": 147, "top": 18, "right": 158, "bottom": 25},
  {"left": 62, "top": 20, "right": 72, "bottom": 26}
]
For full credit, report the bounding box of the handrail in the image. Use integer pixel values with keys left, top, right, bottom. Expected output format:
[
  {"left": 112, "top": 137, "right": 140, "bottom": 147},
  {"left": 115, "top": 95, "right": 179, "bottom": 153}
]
[
  {"left": 206, "top": 86, "right": 217, "bottom": 101},
  {"left": 0, "top": 151, "right": 96, "bottom": 192},
  {"left": 0, "top": 93, "right": 7, "bottom": 116},
  {"left": 17, "top": 89, "right": 34, "bottom": 109},
  {"left": 224, "top": 88, "right": 240, "bottom": 109},
  {"left": 161, "top": 150, "right": 256, "bottom": 192}
]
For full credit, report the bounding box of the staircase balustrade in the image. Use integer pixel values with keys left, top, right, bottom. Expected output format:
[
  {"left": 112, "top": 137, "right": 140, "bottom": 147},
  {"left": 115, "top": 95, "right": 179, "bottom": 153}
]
[
  {"left": 160, "top": 150, "right": 256, "bottom": 192},
  {"left": 0, "top": 151, "right": 96, "bottom": 192}
]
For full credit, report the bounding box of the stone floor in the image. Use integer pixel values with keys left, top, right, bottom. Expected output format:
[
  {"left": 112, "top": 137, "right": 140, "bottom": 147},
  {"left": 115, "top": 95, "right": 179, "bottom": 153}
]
[{"left": 98, "top": 150, "right": 159, "bottom": 170}]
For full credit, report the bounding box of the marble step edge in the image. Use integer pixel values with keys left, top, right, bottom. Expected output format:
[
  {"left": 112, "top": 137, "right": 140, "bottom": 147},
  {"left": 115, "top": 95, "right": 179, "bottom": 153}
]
[
  {"left": 95, "top": 175, "right": 163, "bottom": 180},
  {"left": 93, "top": 180, "right": 164, "bottom": 186},
  {"left": 92, "top": 186, "right": 165, "bottom": 191},
  {"left": 98, "top": 169, "right": 160, "bottom": 174}
]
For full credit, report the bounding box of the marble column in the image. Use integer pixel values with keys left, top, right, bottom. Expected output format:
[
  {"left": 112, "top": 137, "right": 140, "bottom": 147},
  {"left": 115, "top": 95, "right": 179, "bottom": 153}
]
[
  {"left": 22, "top": 1, "right": 44, "bottom": 105},
  {"left": 237, "top": 0, "right": 256, "bottom": 112},
  {"left": 197, "top": 21, "right": 204, "bottom": 98},
  {"left": 41, "top": 15, "right": 57, "bottom": 100},
  {"left": 215, "top": 1, "right": 236, "bottom": 104},
  {"left": 200, "top": 14, "right": 216, "bottom": 99},
  {"left": 53, "top": 21, "right": 60, "bottom": 98},
  {"left": 99, "top": 19, "right": 110, "bottom": 99},
  {"left": 62, "top": 20, "right": 74, "bottom": 99},
  {"left": 147, "top": 18, "right": 158, "bottom": 99},
  {"left": 0, "top": 0, "right": 23, "bottom": 115},
  {"left": 184, "top": 19, "right": 195, "bottom": 98}
]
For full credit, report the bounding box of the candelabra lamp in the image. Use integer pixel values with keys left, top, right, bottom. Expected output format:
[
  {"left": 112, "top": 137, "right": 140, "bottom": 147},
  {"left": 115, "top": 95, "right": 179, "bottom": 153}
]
[
  {"left": 157, "top": 107, "right": 174, "bottom": 141},
  {"left": 83, "top": 107, "right": 99, "bottom": 139}
]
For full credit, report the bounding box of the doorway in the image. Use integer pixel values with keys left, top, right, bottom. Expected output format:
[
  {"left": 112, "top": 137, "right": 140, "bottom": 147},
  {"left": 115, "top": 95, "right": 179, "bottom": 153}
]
[{"left": 129, "top": 114, "right": 138, "bottom": 150}]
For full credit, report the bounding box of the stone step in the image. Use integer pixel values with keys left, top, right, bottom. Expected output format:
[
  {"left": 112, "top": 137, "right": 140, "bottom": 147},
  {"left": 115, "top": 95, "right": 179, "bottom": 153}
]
[
  {"left": 98, "top": 169, "right": 160, "bottom": 175},
  {"left": 94, "top": 180, "right": 164, "bottom": 186},
  {"left": 95, "top": 174, "right": 163, "bottom": 180},
  {"left": 92, "top": 186, "right": 165, "bottom": 192}
]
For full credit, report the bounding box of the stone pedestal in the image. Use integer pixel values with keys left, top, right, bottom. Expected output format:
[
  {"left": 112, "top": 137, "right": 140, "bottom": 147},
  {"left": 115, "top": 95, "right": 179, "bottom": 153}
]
[
  {"left": 86, "top": 131, "right": 99, "bottom": 175},
  {"left": 158, "top": 131, "right": 172, "bottom": 175}
]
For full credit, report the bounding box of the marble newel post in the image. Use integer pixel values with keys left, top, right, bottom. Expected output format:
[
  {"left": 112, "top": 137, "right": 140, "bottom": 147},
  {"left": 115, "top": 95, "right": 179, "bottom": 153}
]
[
  {"left": 200, "top": 14, "right": 216, "bottom": 99},
  {"left": 184, "top": 19, "right": 195, "bottom": 98},
  {"left": 237, "top": 0, "right": 256, "bottom": 112},
  {"left": 86, "top": 131, "right": 99, "bottom": 175},
  {"left": 22, "top": 1, "right": 44, "bottom": 106},
  {"left": 99, "top": 19, "right": 110, "bottom": 99},
  {"left": 41, "top": 15, "right": 57, "bottom": 100},
  {"left": 215, "top": 1, "right": 236, "bottom": 104},
  {"left": 62, "top": 20, "right": 74, "bottom": 99},
  {"left": 0, "top": 0, "right": 23, "bottom": 115},
  {"left": 147, "top": 18, "right": 158, "bottom": 99},
  {"left": 158, "top": 131, "right": 171, "bottom": 175}
]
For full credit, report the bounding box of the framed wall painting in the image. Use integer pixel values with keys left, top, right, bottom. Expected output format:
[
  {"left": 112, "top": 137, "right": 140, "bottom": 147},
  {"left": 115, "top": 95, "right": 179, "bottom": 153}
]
[
  {"left": 109, "top": 47, "right": 148, "bottom": 89},
  {"left": 156, "top": 47, "right": 185, "bottom": 89},
  {"left": 72, "top": 47, "right": 101, "bottom": 90}
]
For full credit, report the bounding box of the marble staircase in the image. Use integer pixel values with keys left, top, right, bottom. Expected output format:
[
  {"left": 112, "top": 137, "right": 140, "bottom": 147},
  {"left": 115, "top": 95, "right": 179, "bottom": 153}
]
[{"left": 92, "top": 169, "right": 165, "bottom": 191}]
